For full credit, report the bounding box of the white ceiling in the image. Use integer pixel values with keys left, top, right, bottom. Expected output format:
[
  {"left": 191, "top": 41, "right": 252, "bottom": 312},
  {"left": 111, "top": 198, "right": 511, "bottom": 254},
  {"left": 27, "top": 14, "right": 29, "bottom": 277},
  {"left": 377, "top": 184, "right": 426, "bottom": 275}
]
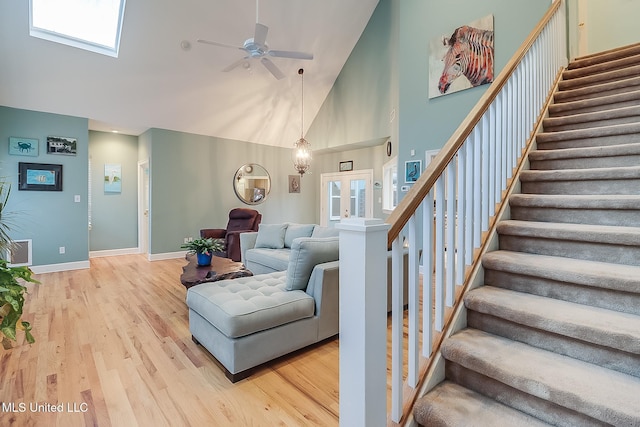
[{"left": 0, "top": 0, "right": 379, "bottom": 148}]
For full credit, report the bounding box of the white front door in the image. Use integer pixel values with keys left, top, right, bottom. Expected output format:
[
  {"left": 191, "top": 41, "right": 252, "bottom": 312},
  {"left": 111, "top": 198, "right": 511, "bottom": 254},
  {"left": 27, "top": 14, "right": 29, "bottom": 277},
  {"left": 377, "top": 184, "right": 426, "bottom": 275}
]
[{"left": 320, "top": 170, "right": 373, "bottom": 227}]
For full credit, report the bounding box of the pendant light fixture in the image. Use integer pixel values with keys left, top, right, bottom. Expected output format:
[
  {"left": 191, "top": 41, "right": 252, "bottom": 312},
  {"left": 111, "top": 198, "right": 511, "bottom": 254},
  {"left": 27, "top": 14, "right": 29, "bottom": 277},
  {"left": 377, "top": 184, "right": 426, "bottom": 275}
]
[{"left": 293, "top": 68, "right": 312, "bottom": 176}]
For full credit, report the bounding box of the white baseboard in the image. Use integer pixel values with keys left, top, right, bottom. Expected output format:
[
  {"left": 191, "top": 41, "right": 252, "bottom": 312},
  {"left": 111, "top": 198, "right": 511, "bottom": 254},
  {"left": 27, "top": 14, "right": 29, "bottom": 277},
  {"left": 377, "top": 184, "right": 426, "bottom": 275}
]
[
  {"left": 89, "top": 247, "right": 140, "bottom": 258},
  {"left": 149, "top": 251, "right": 187, "bottom": 262},
  {"left": 30, "top": 260, "right": 90, "bottom": 274}
]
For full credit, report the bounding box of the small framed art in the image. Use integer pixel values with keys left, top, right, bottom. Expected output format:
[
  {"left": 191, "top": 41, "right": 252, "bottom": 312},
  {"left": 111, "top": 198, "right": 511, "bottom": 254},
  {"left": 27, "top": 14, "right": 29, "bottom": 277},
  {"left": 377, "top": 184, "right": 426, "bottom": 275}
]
[
  {"left": 47, "top": 136, "right": 77, "bottom": 155},
  {"left": 339, "top": 160, "right": 353, "bottom": 172},
  {"left": 404, "top": 160, "right": 422, "bottom": 183},
  {"left": 18, "top": 162, "right": 63, "bottom": 191},
  {"left": 288, "top": 175, "right": 301, "bottom": 193},
  {"left": 8, "top": 137, "right": 39, "bottom": 157}
]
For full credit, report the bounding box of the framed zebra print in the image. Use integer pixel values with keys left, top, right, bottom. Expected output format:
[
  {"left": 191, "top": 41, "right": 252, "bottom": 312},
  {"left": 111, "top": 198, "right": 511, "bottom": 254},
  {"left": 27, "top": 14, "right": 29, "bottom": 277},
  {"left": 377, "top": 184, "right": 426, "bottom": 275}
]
[{"left": 428, "top": 14, "right": 494, "bottom": 99}]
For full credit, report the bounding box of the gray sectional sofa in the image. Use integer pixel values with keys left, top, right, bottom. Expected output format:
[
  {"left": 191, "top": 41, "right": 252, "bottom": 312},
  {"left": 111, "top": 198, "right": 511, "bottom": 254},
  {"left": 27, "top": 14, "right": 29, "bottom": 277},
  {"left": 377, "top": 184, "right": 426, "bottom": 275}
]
[
  {"left": 187, "top": 222, "right": 407, "bottom": 382},
  {"left": 240, "top": 223, "right": 340, "bottom": 274},
  {"left": 187, "top": 232, "right": 340, "bottom": 382}
]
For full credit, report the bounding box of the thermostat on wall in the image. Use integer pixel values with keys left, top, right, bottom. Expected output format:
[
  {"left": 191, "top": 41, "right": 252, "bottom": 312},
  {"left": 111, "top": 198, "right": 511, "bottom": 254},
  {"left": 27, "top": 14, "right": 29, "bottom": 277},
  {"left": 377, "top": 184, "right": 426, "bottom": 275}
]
[{"left": 401, "top": 185, "right": 410, "bottom": 192}]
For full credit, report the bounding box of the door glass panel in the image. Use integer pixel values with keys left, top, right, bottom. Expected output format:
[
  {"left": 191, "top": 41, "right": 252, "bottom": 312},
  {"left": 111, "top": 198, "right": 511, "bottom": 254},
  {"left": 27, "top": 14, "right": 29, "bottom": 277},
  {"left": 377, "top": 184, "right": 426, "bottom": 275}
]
[
  {"left": 350, "top": 179, "right": 366, "bottom": 219},
  {"left": 329, "top": 181, "right": 341, "bottom": 221}
]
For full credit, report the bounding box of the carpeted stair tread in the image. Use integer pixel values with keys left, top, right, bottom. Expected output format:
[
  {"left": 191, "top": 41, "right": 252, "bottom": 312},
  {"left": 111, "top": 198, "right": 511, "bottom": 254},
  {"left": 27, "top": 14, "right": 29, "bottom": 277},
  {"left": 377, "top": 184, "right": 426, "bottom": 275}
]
[
  {"left": 497, "top": 220, "right": 640, "bottom": 246},
  {"left": 465, "top": 286, "right": 640, "bottom": 354},
  {"left": 543, "top": 105, "right": 640, "bottom": 130},
  {"left": 520, "top": 165, "right": 640, "bottom": 182},
  {"left": 558, "top": 64, "right": 640, "bottom": 91},
  {"left": 442, "top": 329, "right": 640, "bottom": 425},
  {"left": 482, "top": 250, "right": 640, "bottom": 294},
  {"left": 536, "top": 121, "right": 640, "bottom": 144},
  {"left": 563, "top": 53, "right": 640, "bottom": 80},
  {"left": 413, "top": 381, "right": 552, "bottom": 427},
  {"left": 569, "top": 42, "right": 640, "bottom": 70},
  {"left": 509, "top": 193, "right": 640, "bottom": 210},
  {"left": 554, "top": 75, "right": 640, "bottom": 103},
  {"left": 549, "top": 89, "right": 640, "bottom": 116},
  {"left": 529, "top": 142, "right": 640, "bottom": 161}
]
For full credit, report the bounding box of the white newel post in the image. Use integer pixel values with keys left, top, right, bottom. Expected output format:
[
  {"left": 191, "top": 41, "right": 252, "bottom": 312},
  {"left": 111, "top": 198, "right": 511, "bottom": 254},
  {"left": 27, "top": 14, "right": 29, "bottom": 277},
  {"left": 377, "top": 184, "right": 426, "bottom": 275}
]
[{"left": 336, "top": 218, "right": 389, "bottom": 427}]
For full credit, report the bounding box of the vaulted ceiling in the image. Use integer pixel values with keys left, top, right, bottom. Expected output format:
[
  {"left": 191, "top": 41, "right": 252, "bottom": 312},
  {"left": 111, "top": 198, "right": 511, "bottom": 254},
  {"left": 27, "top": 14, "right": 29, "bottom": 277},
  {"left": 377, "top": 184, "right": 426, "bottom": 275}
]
[{"left": 0, "top": 0, "right": 379, "bottom": 148}]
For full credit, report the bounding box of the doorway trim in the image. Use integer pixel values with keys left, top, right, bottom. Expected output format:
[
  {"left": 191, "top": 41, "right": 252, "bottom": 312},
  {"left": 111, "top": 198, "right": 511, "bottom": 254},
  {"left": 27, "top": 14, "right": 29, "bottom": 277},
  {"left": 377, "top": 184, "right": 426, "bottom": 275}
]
[{"left": 138, "top": 159, "right": 150, "bottom": 258}]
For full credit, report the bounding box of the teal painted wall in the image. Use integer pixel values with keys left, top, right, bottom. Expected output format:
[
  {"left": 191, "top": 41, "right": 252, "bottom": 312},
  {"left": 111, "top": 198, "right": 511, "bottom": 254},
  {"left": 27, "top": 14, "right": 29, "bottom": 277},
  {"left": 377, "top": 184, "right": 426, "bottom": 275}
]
[
  {"left": 0, "top": 106, "right": 89, "bottom": 266},
  {"left": 307, "top": 0, "right": 552, "bottom": 207},
  {"left": 147, "top": 129, "right": 317, "bottom": 255},
  {"left": 398, "top": 0, "right": 551, "bottom": 174},
  {"left": 306, "top": 0, "right": 393, "bottom": 149},
  {"left": 89, "top": 131, "right": 138, "bottom": 251}
]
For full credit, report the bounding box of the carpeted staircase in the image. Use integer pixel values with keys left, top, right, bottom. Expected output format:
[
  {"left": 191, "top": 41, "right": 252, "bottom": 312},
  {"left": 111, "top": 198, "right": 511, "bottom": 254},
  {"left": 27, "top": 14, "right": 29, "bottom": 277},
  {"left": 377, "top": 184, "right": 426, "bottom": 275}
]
[{"left": 414, "top": 43, "right": 640, "bottom": 426}]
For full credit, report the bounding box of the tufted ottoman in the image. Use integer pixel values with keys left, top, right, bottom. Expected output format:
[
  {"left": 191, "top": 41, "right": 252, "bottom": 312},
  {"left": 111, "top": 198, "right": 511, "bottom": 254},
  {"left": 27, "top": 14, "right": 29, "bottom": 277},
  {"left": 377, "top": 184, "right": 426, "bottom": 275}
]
[{"left": 186, "top": 268, "right": 336, "bottom": 382}]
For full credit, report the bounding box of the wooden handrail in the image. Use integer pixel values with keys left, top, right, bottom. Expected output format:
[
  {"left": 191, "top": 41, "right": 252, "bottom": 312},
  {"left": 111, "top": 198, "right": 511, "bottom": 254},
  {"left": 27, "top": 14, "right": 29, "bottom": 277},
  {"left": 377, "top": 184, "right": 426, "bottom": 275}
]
[{"left": 385, "top": 0, "right": 562, "bottom": 248}]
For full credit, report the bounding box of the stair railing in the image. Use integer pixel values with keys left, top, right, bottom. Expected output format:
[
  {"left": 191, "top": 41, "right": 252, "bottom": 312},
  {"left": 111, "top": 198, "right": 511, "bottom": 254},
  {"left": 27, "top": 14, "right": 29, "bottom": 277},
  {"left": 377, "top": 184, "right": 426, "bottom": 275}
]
[{"left": 337, "top": 1, "right": 568, "bottom": 425}]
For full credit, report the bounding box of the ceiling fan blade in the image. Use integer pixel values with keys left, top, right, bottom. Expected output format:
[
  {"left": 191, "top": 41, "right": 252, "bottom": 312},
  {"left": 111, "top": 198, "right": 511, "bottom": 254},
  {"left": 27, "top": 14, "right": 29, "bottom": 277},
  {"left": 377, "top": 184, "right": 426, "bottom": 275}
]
[
  {"left": 197, "top": 39, "right": 244, "bottom": 50},
  {"left": 254, "top": 23, "right": 268, "bottom": 46},
  {"left": 222, "top": 57, "right": 250, "bottom": 72},
  {"left": 260, "top": 57, "right": 285, "bottom": 80},
  {"left": 268, "top": 50, "right": 314, "bottom": 60}
]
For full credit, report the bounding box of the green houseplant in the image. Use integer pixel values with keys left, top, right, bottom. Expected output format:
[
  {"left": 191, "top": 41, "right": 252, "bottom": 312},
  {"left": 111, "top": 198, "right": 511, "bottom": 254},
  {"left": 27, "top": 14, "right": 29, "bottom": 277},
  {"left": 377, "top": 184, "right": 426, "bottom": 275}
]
[
  {"left": 0, "top": 180, "right": 39, "bottom": 348},
  {"left": 181, "top": 237, "right": 224, "bottom": 266}
]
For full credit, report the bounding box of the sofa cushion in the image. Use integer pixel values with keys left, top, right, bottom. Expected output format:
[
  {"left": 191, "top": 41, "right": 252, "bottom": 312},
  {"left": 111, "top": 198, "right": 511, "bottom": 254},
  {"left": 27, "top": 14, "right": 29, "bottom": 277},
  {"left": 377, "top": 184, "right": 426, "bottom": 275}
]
[
  {"left": 286, "top": 237, "right": 340, "bottom": 291},
  {"left": 245, "top": 248, "right": 290, "bottom": 272},
  {"left": 284, "top": 224, "right": 316, "bottom": 248},
  {"left": 255, "top": 223, "right": 288, "bottom": 249},
  {"left": 187, "top": 271, "right": 314, "bottom": 339},
  {"left": 311, "top": 226, "right": 340, "bottom": 238}
]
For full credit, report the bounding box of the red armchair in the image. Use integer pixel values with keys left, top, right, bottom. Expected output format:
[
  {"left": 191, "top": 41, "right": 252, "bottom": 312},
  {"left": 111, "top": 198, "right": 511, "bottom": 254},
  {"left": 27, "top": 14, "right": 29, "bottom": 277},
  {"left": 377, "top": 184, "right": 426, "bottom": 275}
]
[{"left": 200, "top": 208, "right": 262, "bottom": 262}]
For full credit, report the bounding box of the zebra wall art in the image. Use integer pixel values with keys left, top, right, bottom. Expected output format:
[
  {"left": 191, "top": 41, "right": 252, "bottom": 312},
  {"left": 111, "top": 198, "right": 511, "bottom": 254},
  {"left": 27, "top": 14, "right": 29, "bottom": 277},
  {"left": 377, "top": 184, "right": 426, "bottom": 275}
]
[{"left": 429, "top": 15, "right": 494, "bottom": 98}]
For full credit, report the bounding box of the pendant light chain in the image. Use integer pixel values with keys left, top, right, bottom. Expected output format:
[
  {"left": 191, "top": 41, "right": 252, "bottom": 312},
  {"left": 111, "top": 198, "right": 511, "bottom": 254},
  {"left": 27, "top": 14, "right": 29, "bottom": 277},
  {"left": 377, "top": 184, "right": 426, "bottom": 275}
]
[{"left": 300, "top": 68, "right": 304, "bottom": 138}]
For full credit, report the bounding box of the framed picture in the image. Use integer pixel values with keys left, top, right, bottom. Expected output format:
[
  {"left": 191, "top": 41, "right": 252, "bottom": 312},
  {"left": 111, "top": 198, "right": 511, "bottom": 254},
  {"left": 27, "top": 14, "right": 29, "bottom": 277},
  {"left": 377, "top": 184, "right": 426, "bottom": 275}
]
[
  {"left": 47, "top": 136, "right": 77, "bottom": 155},
  {"left": 288, "top": 175, "right": 301, "bottom": 193},
  {"left": 404, "top": 160, "right": 422, "bottom": 183},
  {"left": 339, "top": 160, "right": 353, "bottom": 172},
  {"left": 8, "top": 137, "right": 39, "bottom": 157},
  {"left": 18, "top": 162, "right": 63, "bottom": 191},
  {"left": 104, "top": 163, "right": 122, "bottom": 193}
]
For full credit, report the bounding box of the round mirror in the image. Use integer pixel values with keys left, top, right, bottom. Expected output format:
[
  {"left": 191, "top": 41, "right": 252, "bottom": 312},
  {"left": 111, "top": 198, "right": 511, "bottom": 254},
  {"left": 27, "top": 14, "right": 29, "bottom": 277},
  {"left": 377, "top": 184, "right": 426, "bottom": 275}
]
[{"left": 233, "top": 163, "right": 271, "bottom": 205}]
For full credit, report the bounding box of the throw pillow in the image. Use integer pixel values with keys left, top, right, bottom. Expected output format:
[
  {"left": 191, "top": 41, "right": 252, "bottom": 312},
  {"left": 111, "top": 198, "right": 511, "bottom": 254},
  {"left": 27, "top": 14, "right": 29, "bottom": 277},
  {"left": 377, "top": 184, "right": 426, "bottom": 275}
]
[
  {"left": 254, "top": 223, "right": 288, "bottom": 249},
  {"left": 311, "top": 226, "right": 340, "bottom": 238},
  {"left": 284, "top": 224, "right": 316, "bottom": 248},
  {"left": 286, "top": 237, "right": 340, "bottom": 291}
]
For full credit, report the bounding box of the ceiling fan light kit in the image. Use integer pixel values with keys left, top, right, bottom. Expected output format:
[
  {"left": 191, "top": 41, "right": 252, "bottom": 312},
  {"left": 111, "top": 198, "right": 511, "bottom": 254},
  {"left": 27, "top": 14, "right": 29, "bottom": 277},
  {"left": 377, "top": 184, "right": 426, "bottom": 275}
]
[{"left": 197, "top": 0, "right": 313, "bottom": 80}]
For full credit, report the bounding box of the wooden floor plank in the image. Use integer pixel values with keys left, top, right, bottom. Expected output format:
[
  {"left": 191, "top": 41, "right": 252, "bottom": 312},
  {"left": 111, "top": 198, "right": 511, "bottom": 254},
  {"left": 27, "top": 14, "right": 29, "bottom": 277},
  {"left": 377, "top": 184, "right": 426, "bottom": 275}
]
[
  {"left": 0, "top": 254, "right": 446, "bottom": 426},
  {"left": 0, "top": 255, "right": 342, "bottom": 426}
]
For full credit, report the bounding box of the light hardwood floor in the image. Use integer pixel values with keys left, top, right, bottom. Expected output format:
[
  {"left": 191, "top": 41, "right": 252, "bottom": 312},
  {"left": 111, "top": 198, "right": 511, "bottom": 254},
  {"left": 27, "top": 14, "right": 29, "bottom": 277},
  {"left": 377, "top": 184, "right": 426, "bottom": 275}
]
[{"left": 0, "top": 255, "right": 340, "bottom": 426}]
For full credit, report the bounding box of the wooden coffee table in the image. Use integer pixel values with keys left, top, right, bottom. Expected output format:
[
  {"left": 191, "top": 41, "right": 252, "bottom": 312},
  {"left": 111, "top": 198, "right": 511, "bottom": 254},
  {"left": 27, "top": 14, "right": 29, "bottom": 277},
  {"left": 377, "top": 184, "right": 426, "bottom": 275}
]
[{"left": 180, "top": 254, "right": 253, "bottom": 289}]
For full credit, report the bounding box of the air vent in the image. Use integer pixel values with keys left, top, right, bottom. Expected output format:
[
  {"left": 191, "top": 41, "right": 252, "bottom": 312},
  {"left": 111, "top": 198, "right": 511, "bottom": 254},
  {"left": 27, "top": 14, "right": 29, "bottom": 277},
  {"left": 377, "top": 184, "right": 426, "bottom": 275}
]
[{"left": 6, "top": 239, "right": 32, "bottom": 266}]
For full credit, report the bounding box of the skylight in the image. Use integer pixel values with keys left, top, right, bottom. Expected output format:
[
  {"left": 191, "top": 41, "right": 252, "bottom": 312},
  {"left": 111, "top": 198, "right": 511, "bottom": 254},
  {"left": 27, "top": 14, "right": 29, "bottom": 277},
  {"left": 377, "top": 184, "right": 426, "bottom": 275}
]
[{"left": 29, "top": 0, "right": 126, "bottom": 57}]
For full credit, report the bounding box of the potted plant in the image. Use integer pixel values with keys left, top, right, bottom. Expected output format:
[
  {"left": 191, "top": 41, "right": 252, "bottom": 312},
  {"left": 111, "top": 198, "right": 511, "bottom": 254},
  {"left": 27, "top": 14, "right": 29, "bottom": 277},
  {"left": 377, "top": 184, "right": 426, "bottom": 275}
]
[
  {"left": 181, "top": 237, "right": 224, "bottom": 266},
  {"left": 0, "top": 179, "right": 39, "bottom": 349}
]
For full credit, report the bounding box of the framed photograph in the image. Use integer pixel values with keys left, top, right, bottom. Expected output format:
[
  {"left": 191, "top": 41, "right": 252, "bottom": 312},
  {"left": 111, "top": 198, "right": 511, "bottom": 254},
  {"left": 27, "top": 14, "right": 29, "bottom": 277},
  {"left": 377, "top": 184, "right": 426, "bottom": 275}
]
[
  {"left": 404, "top": 160, "right": 422, "bottom": 183},
  {"left": 339, "top": 160, "right": 353, "bottom": 172},
  {"left": 18, "top": 162, "right": 63, "bottom": 191},
  {"left": 104, "top": 163, "right": 122, "bottom": 193},
  {"left": 47, "top": 136, "right": 77, "bottom": 155},
  {"left": 8, "top": 137, "right": 39, "bottom": 157},
  {"left": 288, "top": 175, "right": 301, "bottom": 193}
]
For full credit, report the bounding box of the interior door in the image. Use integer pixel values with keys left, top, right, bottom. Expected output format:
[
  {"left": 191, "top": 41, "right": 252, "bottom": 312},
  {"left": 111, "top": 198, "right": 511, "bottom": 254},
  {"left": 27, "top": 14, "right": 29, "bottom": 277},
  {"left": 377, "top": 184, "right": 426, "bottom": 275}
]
[
  {"left": 320, "top": 170, "right": 373, "bottom": 227},
  {"left": 138, "top": 160, "right": 150, "bottom": 256}
]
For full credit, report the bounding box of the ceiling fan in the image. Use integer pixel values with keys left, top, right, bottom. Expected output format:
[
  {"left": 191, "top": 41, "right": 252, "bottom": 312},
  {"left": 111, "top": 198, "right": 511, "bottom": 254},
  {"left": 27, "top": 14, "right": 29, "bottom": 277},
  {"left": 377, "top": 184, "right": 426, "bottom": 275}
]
[{"left": 197, "top": 0, "right": 314, "bottom": 80}]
